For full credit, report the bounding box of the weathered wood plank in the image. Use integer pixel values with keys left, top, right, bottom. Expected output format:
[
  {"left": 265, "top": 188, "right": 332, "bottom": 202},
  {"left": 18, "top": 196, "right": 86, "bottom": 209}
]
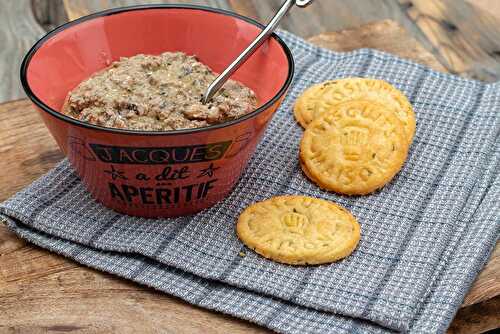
[
  {"left": 60, "top": 0, "right": 500, "bottom": 82},
  {"left": 308, "top": 20, "right": 447, "bottom": 73},
  {"left": 62, "top": 0, "right": 232, "bottom": 21},
  {"left": 0, "top": 0, "right": 45, "bottom": 103},
  {"left": 0, "top": 224, "right": 268, "bottom": 334},
  {"left": 0, "top": 100, "right": 63, "bottom": 198},
  {"left": 31, "top": 0, "right": 68, "bottom": 31},
  {"left": 2, "top": 0, "right": 498, "bottom": 105},
  {"left": 400, "top": 0, "right": 500, "bottom": 81},
  {"left": 62, "top": 0, "right": 420, "bottom": 40},
  {"left": 466, "top": 0, "right": 500, "bottom": 21},
  {"left": 448, "top": 296, "right": 500, "bottom": 334}
]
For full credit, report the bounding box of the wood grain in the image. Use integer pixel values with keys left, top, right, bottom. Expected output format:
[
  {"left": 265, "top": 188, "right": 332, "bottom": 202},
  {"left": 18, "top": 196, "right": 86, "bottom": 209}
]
[
  {"left": 0, "top": 0, "right": 45, "bottom": 103},
  {"left": 448, "top": 296, "right": 500, "bottom": 334},
  {"left": 0, "top": 226, "right": 268, "bottom": 334},
  {"left": 31, "top": 0, "right": 68, "bottom": 31},
  {"left": 400, "top": 0, "right": 500, "bottom": 81},
  {"left": 61, "top": 0, "right": 422, "bottom": 41},
  {"left": 59, "top": 0, "right": 500, "bottom": 83},
  {"left": 469, "top": 0, "right": 500, "bottom": 21},
  {"left": 0, "top": 21, "right": 498, "bottom": 334},
  {"left": 62, "top": 0, "right": 231, "bottom": 22},
  {"left": 2, "top": 0, "right": 500, "bottom": 103},
  {"left": 308, "top": 20, "right": 447, "bottom": 73},
  {"left": 0, "top": 100, "right": 63, "bottom": 198}
]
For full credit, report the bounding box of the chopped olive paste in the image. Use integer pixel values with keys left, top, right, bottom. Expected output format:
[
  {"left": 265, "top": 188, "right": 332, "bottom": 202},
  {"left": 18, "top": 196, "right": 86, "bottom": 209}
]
[{"left": 63, "top": 52, "right": 258, "bottom": 131}]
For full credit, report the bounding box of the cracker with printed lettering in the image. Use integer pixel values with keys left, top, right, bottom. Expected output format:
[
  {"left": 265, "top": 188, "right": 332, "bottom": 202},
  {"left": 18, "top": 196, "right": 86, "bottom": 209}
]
[
  {"left": 237, "top": 195, "right": 360, "bottom": 265},
  {"left": 293, "top": 82, "right": 333, "bottom": 128},
  {"left": 300, "top": 100, "right": 409, "bottom": 195},
  {"left": 296, "top": 78, "right": 416, "bottom": 144}
]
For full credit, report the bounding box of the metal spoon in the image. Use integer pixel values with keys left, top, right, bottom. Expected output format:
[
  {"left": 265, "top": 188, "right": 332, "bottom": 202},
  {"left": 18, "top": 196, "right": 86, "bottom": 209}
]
[{"left": 201, "top": 0, "right": 314, "bottom": 104}]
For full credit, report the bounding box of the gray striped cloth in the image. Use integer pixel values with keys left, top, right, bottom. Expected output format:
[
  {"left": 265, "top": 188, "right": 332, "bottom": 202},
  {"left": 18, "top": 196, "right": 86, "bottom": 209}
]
[{"left": 1, "top": 31, "right": 499, "bottom": 333}]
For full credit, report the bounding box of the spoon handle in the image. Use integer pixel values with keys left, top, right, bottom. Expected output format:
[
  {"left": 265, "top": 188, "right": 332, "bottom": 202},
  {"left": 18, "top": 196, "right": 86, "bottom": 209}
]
[{"left": 202, "top": 0, "right": 303, "bottom": 104}]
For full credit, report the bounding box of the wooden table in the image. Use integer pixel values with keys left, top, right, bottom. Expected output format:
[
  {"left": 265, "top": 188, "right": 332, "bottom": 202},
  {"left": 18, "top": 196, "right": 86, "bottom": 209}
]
[
  {"left": 0, "top": 1, "right": 499, "bottom": 333},
  {"left": 3, "top": 0, "right": 500, "bottom": 103}
]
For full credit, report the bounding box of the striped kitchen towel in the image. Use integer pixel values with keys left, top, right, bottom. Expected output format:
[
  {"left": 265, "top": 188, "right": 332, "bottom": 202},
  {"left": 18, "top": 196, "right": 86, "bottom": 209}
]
[{"left": 1, "top": 30, "right": 499, "bottom": 333}]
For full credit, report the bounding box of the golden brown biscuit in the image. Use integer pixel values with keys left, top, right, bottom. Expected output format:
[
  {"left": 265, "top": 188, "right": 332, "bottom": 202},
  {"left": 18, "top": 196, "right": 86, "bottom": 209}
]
[
  {"left": 293, "top": 82, "right": 334, "bottom": 128},
  {"left": 298, "top": 78, "right": 416, "bottom": 143},
  {"left": 299, "top": 156, "right": 320, "bottom": 184},
  {"left": 237, "top": 195, "right": 360, "bottom": 265},
  {"left": 300, "top": 100, "right": 409, "bottom": 195}
]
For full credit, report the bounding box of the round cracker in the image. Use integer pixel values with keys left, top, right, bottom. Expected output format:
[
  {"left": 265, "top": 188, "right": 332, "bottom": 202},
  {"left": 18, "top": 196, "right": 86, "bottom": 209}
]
[
  {"left": 237, "top": 195, "right": 360, "bottom": 265},
  {"left": 303, "top": 78, "right": 416, "bottom": 143},
  {"left": 300, "top": 100, "right": 409, "bottom": 195}
]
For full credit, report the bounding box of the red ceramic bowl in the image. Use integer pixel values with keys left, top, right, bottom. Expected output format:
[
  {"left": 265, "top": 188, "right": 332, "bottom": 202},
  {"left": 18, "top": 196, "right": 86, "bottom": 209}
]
[{"left": 21, "top": 5, "right": 294, "bottom": 218}]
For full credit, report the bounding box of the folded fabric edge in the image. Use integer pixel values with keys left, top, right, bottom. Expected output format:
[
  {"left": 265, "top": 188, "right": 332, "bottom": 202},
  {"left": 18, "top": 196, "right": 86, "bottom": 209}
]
[
  {"left": 0, "top": 196, "right": 411, "bottom": 332},
  {"left": 401, "top": 91, "right": 500, "bottom": 333},
  {"left": 1, "top": 216, "right": 394, "bottom": 334},
  {"left": 408, "top": 145, "right": 500, "bottom": 332},
  {"left": 0, "top": 160, "right": 415, "bottom": 332}
]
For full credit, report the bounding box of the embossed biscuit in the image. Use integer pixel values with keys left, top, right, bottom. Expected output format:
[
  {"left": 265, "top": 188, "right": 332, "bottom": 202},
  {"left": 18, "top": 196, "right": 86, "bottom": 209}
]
[
  {"left": 293, "top": 82, "right": 334, "bottom": 128},
  {"left": 299, "top": 156, "right": 319, "bottom": 184},
  {"left": 300, "top": 100, "right": 409, "bottom": 195},
  {"left": 237, "top": 195, "right": 360, "bottom": 265},
  {"left": 302, "top": 78, "right": 416, "bottom": 143}
]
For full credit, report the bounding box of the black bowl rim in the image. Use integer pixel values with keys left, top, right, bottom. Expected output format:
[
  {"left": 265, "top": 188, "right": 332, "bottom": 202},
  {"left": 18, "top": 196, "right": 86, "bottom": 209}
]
[{"left": 20, "top": 4, "right": 295, "bottom": 137}]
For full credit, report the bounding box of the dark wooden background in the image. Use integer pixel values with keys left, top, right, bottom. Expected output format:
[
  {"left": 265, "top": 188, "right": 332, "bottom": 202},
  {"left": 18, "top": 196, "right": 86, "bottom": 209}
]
[{"left": 2, "top": 0, "right": 500, "bottom": 103}]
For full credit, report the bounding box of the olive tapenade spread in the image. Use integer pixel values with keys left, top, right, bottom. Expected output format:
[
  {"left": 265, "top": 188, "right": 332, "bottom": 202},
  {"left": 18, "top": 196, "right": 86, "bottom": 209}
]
[{"left": 62, "top": 52, "right": 258, "bottom": 131}]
